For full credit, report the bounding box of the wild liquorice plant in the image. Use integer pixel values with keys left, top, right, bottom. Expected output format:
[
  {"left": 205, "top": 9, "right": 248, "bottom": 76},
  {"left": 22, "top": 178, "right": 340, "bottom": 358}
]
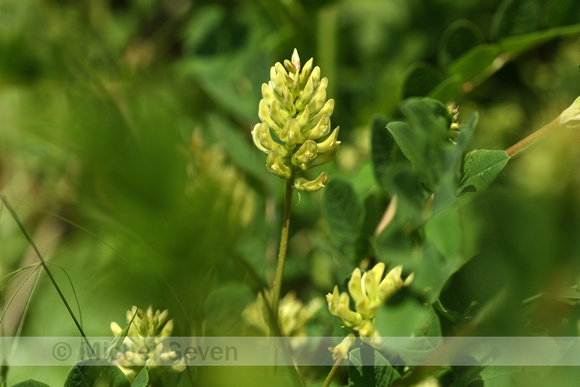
[{"left": 251, "top": 49, "right": 340, "bottom": 330}]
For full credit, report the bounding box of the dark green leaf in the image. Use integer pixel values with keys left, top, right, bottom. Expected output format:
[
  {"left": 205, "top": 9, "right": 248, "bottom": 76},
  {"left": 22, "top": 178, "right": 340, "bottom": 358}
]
[
  {"left": 439, "top": 20, "right": 485, "bottom": 68},
  {"left": 131, "top": 368, "right": 149, "bottom": 387},
  {"left": 11, "top": 381, "right": 50, "bottom": 387},
  {"left": 386, "top": 121, "right": 427, "bottom": 173},
  {"left": 401, "top": 63, "right": 444, "bottom": 99},
  {"left": 371, "top": 115, "right": 398, "bottom": 191},
  {"left": 348, "top": 346, "right": 400, "bottom": 387},
  {"left": 447, "top": 45, "right": 502, "bottom": 84},
  {"left": 542, "top": 0, "right": 580, "bottom": 28},
  {"left": 63, "top": 359, "right": 131, "bottom": 387},
  {"left": 491, "top": 0, "right": 540, "bottom": 40},
  {"left": 457, "top": 149, "right": 509, "bottom": 195},
  {"left": 324, "top": 179, "right": 363, "bottom": 258}
]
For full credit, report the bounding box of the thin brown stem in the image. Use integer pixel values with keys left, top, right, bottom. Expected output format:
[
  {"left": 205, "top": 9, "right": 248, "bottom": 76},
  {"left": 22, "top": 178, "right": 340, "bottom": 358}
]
[
  {"left": 506, "top": 117, "right": 561, "bottom": 158},
  {"left": 271, "top": 175, "right": 294, "bottom": 328}
]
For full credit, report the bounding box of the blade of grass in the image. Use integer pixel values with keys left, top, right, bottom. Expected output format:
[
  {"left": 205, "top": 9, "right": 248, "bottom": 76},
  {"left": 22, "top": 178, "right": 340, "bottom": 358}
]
[{"left": 0, "top": 194, "right": 95, "bottom": 357}]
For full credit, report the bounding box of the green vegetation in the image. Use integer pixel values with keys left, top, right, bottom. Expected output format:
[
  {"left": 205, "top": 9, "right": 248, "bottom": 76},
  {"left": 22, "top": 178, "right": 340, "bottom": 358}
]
[{"left": 1, "top": 0, "right": 580, "bottom": 386}]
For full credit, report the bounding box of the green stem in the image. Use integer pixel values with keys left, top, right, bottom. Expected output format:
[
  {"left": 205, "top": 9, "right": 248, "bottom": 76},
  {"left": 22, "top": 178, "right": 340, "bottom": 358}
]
[
  {"left": 0, "top": 194, "right": 96, "bottom": 357},
  {"left": 322, "top": 357, "right": 344, "bottom": 387},
  {"left": 506, "top": 117, "right": 561, "bottom": 158},
  {"left": 271, "top": 174, "right": 294, "bottom": 328}
]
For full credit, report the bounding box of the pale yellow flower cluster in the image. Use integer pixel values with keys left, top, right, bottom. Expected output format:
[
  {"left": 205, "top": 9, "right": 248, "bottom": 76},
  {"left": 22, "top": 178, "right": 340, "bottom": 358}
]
[
  {"left": 327, "top": 263, "right": 413, "bottom": 352},
  {"left": 252, "top": 49, "right": 340, "bottom": 192},
  {"left": 110, "top": 306, "right": 186, "bottom": 382}
]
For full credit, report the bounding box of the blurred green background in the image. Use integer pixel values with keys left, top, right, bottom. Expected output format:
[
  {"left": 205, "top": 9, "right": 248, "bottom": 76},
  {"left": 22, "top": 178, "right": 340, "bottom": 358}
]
[{"left": 1, "top": 0, "right": 579, "bottom": 385}]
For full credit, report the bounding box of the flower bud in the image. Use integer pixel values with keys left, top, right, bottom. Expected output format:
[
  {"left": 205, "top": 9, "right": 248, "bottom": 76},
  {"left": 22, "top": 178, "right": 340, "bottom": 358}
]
[
  {"left": 559, "top": 96, "right": 580, "bottom": 127},
  {"left": 261, "top": 83, "right": 277, "bottom": 106},
  {"left": 297, "top": 105, "right": 310, "bottom": 128},
  {"left": 296, "top": 77, "right": 315, "bottom": 111},
  {"left": 299, "top": 58, "right": 314, "bottom": 86},
  {"left": 308, "top": 82, "right": 328, "bottom": 114},
  {"left": 294, "top": 172, "right": 329, "bottom": 193},
  {"left": 266, "top": 150, "right": 291, "bottom": 179}
]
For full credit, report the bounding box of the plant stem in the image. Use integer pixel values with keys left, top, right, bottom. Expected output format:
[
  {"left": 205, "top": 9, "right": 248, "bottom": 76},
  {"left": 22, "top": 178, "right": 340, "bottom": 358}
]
[
  {"left": 271, "top": 175, "right": 294, "bottom": 329},
  {"left": 506, "top": 117, "right": 560, "bottom": 158},
  {"left": 322, "top": 357, "right": 344, "bottom": 387},
  {"left": 0, "top": 194, "right": 96, "bottom": 357}
]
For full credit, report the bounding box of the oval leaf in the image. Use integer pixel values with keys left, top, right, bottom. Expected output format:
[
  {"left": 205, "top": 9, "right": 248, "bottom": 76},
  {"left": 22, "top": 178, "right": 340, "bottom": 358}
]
[
  {"left": 457, "top": 149, "right": 510, "bottom": 195},
  {"left": 11, "top": 381, "right": 50, "bottom": 387}
]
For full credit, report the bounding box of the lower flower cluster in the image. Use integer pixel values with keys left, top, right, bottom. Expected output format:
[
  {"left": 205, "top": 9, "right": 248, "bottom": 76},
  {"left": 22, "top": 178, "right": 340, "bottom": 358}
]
[{"left": 326, "top": 263, "right": 414, "bottom": 358}]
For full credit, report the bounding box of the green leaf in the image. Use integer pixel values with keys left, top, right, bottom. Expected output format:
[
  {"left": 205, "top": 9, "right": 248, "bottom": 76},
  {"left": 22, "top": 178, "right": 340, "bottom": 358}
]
[
  {"left": 131, "top": 368, "right": 149, "bottom": 387},
  {"left": 348, "top": 346, "right": 400, "bottom": 387},
  {"left": 63, "top": 359, "right": 131, "bottom": 387},
  {"left": 499, "top": 23, "right": 580, "bottom": 55},
  {"left": 447, "top": 44, "right": 502, "bottom": 84},
  {"left": 425, "top": 206, "right": 462, "bottom": 257},
  {"left": 371, "top": 115, "right": 398, "bottom": 190},
  {"left": 439, "top": 20, "right": 484, "bottom": 68},
  {"left": 323, "top": 179, "right": 363, "bottom": 259},
  {"left": 457, "top": 149, "right": 509, "bottom": 195},
  {"left": 386, "top": 121, "right": 427, "bottom": 173},
  {"left": 491, "top": 0, "right": 540, "bottom": 40},
  {"left": 401, "top": 63, "right": 444, "bottom": 99},
  {"left": 11, "top": 381, "right": 50, "bottom": 387}
]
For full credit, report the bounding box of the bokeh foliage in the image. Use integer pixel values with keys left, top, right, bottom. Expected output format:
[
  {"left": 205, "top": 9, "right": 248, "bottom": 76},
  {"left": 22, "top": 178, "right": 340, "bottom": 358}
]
[{"left": 0, "top": 0, "right": 579, "bottom": 386}]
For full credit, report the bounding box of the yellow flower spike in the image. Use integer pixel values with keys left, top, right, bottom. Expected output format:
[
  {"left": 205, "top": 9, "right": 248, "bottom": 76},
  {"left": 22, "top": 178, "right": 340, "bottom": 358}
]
[
  {"left": 329, "top": 334, "right": 356, "bottom": 361},
  {"left": 348, "top": 269, "right": 365, "bottom": 305},
  {"left": 253, "top": 49, "right": 339, "bottom": 184},
  {"left": 294, "top": 172, "right": 329, "bottom": 193}
]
